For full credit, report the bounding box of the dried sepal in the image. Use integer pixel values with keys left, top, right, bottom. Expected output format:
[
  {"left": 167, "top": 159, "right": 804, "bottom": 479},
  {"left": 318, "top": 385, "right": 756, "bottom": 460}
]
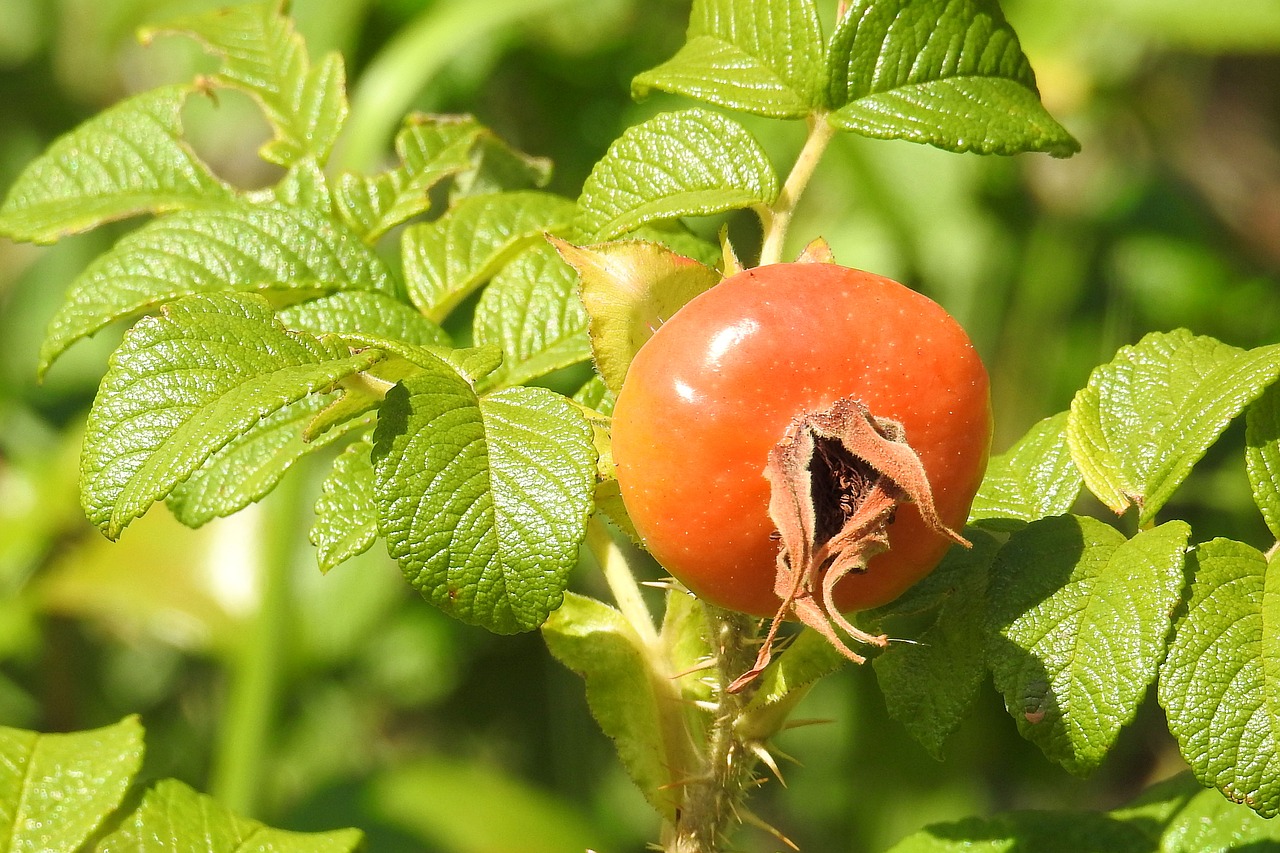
[{"left": 728, "top": 397, "right": 967, "bottom": 692}]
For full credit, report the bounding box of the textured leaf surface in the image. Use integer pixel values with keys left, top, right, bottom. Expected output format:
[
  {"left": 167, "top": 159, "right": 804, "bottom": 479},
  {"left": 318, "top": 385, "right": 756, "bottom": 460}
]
[
  {"left": 1114, "top": 772, "right": 1280, "bottom": 852},
  {"left": 40, "top": 204, "right": 396, "bottom": 376},
  {"left": 312, "top": 439, "right": 379, "bottom": 573},
  {"left": 743, "top": 626, "right": 848, "bottom": 713},
  {"left": 335, "top": 114, "right": 481, "bottom": 240},
  {"left": 0, "top": 86, "right": 230, "bottom": 243},
  {"left": 402, "top": 191, "right": 577, "bottom": 322},
  {"left": 145, "top": 1, "right": 347, "bottom": 166},
  {"left": 632, "top": 0, "right": 825, "bottom": 118},
  {"left": 576, "top": 109, "right": 779, "bottom": 240},
  {"left": 1246, "top": 384, "right": 1280, "bottom": 540},
  {"left": 373, "top": 368, "right": 597, "bottom": 633},
  {"left": 553, "top": 238, "right": 719, "bottom": 393},
  {"left": 473, "top": 244, "right": 591, "bottom": 389},
  {"left": 1159, "top": 538, "right": 1280, "bottom": 817},
  {"left": 827, "top": 0, "right": 1078, "bottom": 156},
  {"left": 81, "top": 293, "right": 381, "bottom": 539},
  {"left": 970, "top": 411, "right": 1082, "bottom": 529},
  {"left": 95, "top": 777, "right": 362, "bottom": 852},
  {"left": 1068, "top": 331, "right": 1280, "bottom": 525},
  {"left": 542, "top": 593, "right": 684, "bottom": 819},
  {"left": 986, "top": 515, "right": 1189, "bottom": 774},
  {"left": 0, "top": 716, "right": 142, "bottom": 853},
  {"left": 864, "top": 529, "right": 999, "bottom": 759},
  {"left": 167, "top": 393, "right": 371, "bottom": 528},
  {"left": 277, "top": 290, "right": 448, "bottom": 348}
]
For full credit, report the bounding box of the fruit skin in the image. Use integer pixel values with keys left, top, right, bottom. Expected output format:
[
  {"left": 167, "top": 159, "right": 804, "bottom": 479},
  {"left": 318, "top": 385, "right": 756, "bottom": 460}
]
[{"left": 610, "top": 263, "right": 992, "bottom": 617}]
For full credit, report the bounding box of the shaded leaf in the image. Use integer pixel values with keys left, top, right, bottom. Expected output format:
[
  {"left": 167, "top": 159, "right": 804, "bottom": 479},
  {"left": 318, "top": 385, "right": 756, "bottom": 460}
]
[
  {"left": 474, "top": 244, "right": 591, "bottom": 389},
  {"left": 827, "top": 0, "right": 1079, "bottom": 157},
  {"left": 312, "top": 438, "right": 379, "bottom": 573},
  {"left": 1158, "top": 538, "right": 1280, "bottom": 818},
  {"left": 632, "top": 0, "right": 826, "bottom": 119},
  {"left": 863, "top": 529, "right": 1000, "bottom": 759},
  {"left": 373, "top": 369, "right": 597, "bottom": 633},
  {"left": 884, "top": 810, "right": 1150, "bottom": 853},
  {"left": 39, "top": 204, "right": 397, "bottom": 376},
  {"left": 986, "top": 515, "right": 1189, "bottom": 774},
  {"left": 1246, "top": 383, "right": 1280, "bottom": 540},
  {"left": 0, "top": 716, "right": 142, "bottom": 853},
  {"left": 1067, "top": 331, "right": 1280, "bottom": 525},
  {"left": 81, "top": 293, "right": 381, "bottom": 539},
  {"left": 402, "top": 191, "right": 577, "bottom": 322},
  {"left": 576, "top": 109, "right": 779, "bottom": 240},
  {"left": 0, "top": 86, "right": 231, "bottom": 243},
  {"left": 543, "top": 593, "right": 690, "bottom": 819},
  {"left": 552, "top": 237, "right": 719, "bottom": 393},
  {"left": 970, "top": 411, "right": 1082, "bottom": 530},
  {"left": 1113, "top": 772, "right": 1280, "bottom": 851}
]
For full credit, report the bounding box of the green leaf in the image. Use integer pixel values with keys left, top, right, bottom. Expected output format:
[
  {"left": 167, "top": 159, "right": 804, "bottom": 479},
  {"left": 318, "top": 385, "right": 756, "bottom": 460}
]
[
  {"left": 335, "top": 114, "right": 482, "bottom": 240},
  {"left": 884, "top": 810, "right": 1150, "bottom": 853},
  {"left": 986, "top": 515, "right": 1189, "bottom": 775},
  {"left": 166, "top": 393, "right": 372, "bottom": 528},
  {"left": 81, "top": 293, "right": 382, "bottom": 539},
  {"left": 552, "top": 237, "right": 719, "bottom": 393},
  {"left": 39, "top": 204, "right": 397, "bottom": 377},
  {"left": 143, "top": 1, "right": 348, "bottom": 167},
  {"left": 474, "top": 244, "right": 591, "bottom": 389},
  {"left": 373, "top": 368, "right": 597, "bottom": 633},
  {"left": 96, "top": 777, "right": 362, "bottom": 852},
  {"left": 1246, "top": 384, "right": 1280, "bottom": 540},
  {"left": 312, "top": 438, "right": 379, "bottom": 573},
  {"left": 741, "top": 626, "right": 849, "bottom": 716},
  {"left": 451, "top": 129, "right": 554, "bottom": 201},
  {"left": 632, "top": 0, "right": 826, "bottom": 119},
  {"left": 863, "top": 529, "right": 1000, "bottom": 760},
  {"left": 1113, "top": 772, "right": 1280, "bottom": 852},
  {"left": 826, "top": 0, "right": 1079, "bottom": 157},
  {"left": 1158, "top": 538, "right": 1280, "bottom": 818},
  {"left": 1067, "top": 331, "right": 1280, "bottom": 525},
  {"left": 542, "top": 593, "right": 690, "bottom": 820},
  {"left": 969, "top": 412, "right": 1082, "bottom": 530},
  {"left": 0, "top": 86, "right": 231, "bottom": 244},
  {"left": 0, "top": 716, "right": 143, "bottom": 852},
  {"left": 576, "top": 109, "right": 779, "bottom": 240},
  {"left": 402, "top": 191, "right": 577, "bottom": 322},
  {"left": 277, "top": 291, "right": 448, "bottom": 348}
]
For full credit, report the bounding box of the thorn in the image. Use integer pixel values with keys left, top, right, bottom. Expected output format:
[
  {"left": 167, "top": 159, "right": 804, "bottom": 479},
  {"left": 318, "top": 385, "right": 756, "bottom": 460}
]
[
  {"left": 670, "top": 659, "right": 718, "bottom": 679},
  {"left": 735, "top": 804, "right": 800, "bottom": 851},
  {"left": 747, "top": 741, "right": 787, "bottom": 787},
  {"left": 781, "top": 717, "right": 835, "bottom": 731}
]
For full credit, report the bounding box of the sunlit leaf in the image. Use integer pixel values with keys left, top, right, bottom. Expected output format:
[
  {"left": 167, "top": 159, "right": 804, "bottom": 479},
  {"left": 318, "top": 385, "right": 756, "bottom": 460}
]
[
  {"left": 1246, "top": 384, "right": 1280, "bottom": 540},
  {"left": 970, "top": 411, "right": 1082, "bottom": 529},
  {"left": 312, "top": 438, "right": 379, "bottom": 573}
]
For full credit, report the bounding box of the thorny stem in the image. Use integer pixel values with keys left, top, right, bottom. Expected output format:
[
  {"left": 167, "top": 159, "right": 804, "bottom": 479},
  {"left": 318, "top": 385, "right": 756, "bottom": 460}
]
[
  {"left": 757, "top": 113, "right": 837, "bottom": 266},
  {"left": 667, "top": 607, "right": 763, "bottom": 853}
]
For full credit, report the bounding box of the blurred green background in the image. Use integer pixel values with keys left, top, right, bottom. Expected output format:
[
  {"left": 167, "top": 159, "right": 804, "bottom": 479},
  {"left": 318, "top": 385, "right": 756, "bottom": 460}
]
[{"left": 2, "top": 0, "right": 1279, "bottom": 850}]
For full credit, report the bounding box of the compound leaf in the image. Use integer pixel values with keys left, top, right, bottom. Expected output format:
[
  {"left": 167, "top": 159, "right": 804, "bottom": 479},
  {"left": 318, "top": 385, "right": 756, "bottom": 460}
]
[
  {"left": 969, "top": 411, "right": 1082, "bottom": 529},
  {"left": 402, "top": 191, "right": 577, "bottom": 322},
  {"left": 632, "top": 0, "right": 826, "bottom": 119},
  {"left": 1158, "top": 538, "right": 1280, "bottom": 818},
  {"left": 542, "top": 593, "right": 688, "bottom": 820},
  {"left": 0, "top": 716, "right": 143, "bottom": 853},
  {"left": 312, "top": 438, "right": 379, "bottom": 573},
  {"left": 96, "top": 777, "right": 362, "bottom": 852},
  {"left": 986, "top": 515, "right": 1189, "bottom": 775},
  {"left": 335, "top": 114, "right": 482, "bottom": 240},
  {"left": 81, "top": 293, "right": 381, "bottom": 539},
  {"left": 473, "top": 244, "right": 591, "bottom": 390},
  {"left": 39, "top": 204, "right": 396, "bottom": 377},
  {"left": 0, "top": 86, "right": 231, "bottom": 244},
  {"left": 1067, "top": 331, "right": 1280, "bottom": 525},
  {"left": 373, "top": 368, "right": 597, "bottom": 633},
  {"left": 827, "top": 0, "right": 1079, "bottom": 157},
  {"left": 144, "top": 1, "right": 347, "bottom": 166},
  {"left": 576, "top": 109, "right": 779, "bottom": 240},
  {"left": 552, "top": 237, "right": 719, "bottom": 393},
  {"left": 863, "top": 528, "right": 1000, "bottom": 760}
]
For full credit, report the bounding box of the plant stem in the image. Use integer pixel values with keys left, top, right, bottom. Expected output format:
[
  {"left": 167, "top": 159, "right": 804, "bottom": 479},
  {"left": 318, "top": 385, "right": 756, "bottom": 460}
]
[
  {"left": 758, "top": 112, "right": 837, "bottom": 266},
  {"left": 585, "top": 516, "right": 658, "bottom": 647},
  {"left": 667, "top": 607, "right": 761, "bottom": 853},
  {"left": 209, "top": 476, "right": 301, "bottom": 817}
]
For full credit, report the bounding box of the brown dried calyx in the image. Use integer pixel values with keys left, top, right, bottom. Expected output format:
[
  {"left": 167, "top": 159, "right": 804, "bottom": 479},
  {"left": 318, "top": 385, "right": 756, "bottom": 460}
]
[{"left": 728, "top": 397, "right": 968, "bottom": 693}]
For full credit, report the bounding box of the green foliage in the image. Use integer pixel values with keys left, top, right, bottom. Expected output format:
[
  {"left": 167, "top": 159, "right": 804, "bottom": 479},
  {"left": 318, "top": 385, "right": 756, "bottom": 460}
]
[
  {"left": 969, "top": 411, "right": 1083, "bottom": 529},
  {"left": 0, "top": 717, "right": 360, "bottom": 851}
]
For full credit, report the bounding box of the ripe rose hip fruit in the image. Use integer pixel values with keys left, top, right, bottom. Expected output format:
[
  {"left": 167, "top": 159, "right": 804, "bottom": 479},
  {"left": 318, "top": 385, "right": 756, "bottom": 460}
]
[{"left": 610, "top": 262, "right": 992, "bottom": 620}]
